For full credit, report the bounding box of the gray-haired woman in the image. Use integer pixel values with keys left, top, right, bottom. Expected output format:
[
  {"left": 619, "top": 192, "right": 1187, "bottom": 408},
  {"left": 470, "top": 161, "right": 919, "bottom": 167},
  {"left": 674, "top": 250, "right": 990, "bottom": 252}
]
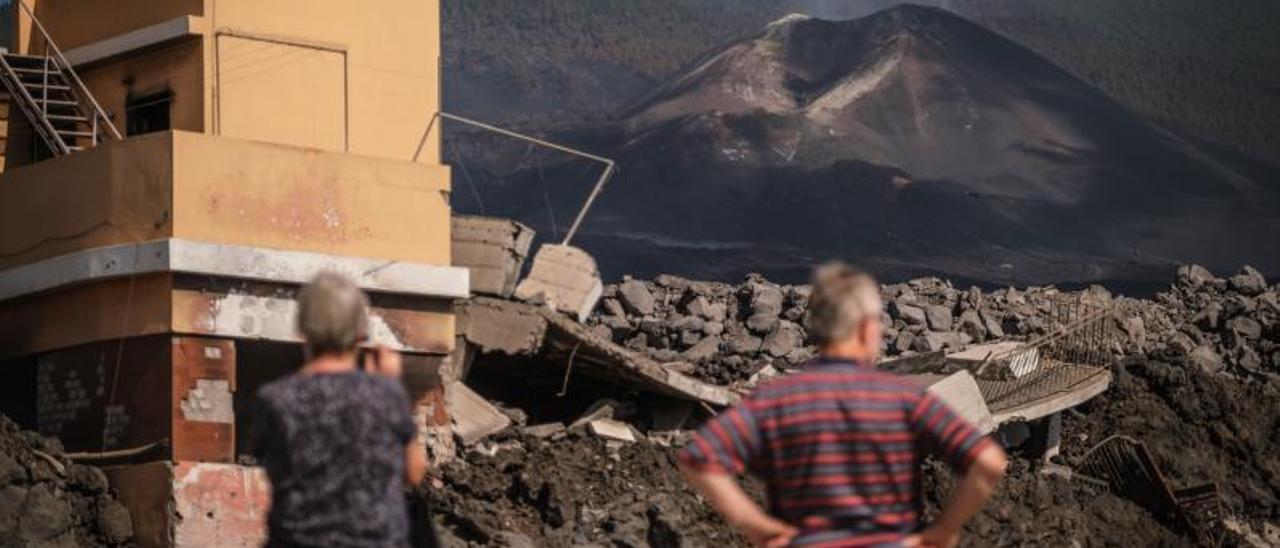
[{"left": 252, "top": 271, "right": 428, "bottom": 547}]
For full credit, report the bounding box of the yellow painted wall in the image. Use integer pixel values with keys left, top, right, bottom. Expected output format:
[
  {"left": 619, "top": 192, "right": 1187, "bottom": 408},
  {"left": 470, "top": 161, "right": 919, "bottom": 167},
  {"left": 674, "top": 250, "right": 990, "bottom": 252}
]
[
  {"left": 207, "top": 0, "right": 443, "bottom": 163},
  {"left": 170, "top": 131, "right": 451, "bottom": 265},
  {"left": 10, "top": 0, "right": 442, "bottom": 164},
  {"left": 18, "top": 0, "right": 203, "bottom": 51},
  {"left": 0, "top": 131, "right": 451, "bottom": 270},
  {"left": 76, "top": 39, "right": 206, "bottom": 135},
  {"left": 215, "top": 35, "right": 345, "bottom": 152},
  {"left": 0, "top": 132, "right": 174, "bottom": 270}
]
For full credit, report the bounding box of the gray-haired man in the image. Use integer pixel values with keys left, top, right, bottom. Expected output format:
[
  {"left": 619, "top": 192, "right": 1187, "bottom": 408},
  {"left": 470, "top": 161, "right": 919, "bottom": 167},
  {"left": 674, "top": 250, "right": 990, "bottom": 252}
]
[{"left": 680, "top": 262, "right": 1006, "bottom": 547}]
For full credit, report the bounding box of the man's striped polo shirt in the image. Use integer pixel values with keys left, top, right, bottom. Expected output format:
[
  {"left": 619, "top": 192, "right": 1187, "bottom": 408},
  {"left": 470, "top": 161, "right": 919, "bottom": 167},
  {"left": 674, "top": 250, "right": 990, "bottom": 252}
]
[{"left": 679, "top": 357, "right": 994, "bottom": 547}]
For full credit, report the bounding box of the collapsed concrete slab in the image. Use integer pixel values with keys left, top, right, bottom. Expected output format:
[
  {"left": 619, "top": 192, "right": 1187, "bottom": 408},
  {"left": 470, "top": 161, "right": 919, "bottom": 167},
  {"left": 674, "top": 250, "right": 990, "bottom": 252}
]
[
  {"left": 458, "top": 297, "right": 737, "bottom": 406},
  {"left": 882, "top": 341, "right": 1111, "bottom": 428},
  {"left": 905, "top": 370, "right": 996, "bottom": 434},
  {"left": 452, "top": 216, "right": 535, "bottom": 298},
  {"left": 445, "top": 381, "right": 512, "bottom": 445},
  {"left": 947, "top": 341, "right": 1025, "bottom": 366},
  {"left": 948, "top": 341, "right": 1041, "bottom": 379},
  {"left": 588, "top": 419, "right": 637, "bottom": 443},
  {"left": 514, "top": 245, "right": 603, "bottom": 322}
]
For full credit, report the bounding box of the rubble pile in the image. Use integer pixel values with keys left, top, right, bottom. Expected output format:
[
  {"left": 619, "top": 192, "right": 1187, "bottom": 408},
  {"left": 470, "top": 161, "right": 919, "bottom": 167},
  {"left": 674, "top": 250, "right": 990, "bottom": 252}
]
[
  {"left": 430, "top": 264, "right": 1279, "bottom": 546},
  {"left": 920, "top": 459, "right": 1187, "bottom": 546},
  {"left": 587, "top": 274, "right": 816, "bottom": 385},
  {"left": 1145, "top": 264, "right": 1280, "bottom": 376},
  {"left": 424, "top": 429, "right": 751, "bottom": 547},
  {"left": 0, "top": 415, "right": 133, "bottom": 547},
  {"left": 588, "top": 265, "right": 1279, "bottom": 386},
  {"left": 1060, "top": 354, "right": 1280, "bottom": 523}
]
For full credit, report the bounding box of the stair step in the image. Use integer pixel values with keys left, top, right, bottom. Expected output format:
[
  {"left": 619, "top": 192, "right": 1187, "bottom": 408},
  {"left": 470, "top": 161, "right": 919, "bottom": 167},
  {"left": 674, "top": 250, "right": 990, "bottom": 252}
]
[
  {"left": 2, "top": 54, "right": 54, "bottom": 68},
  {"left": 10, "top": 67, "right": 56, "bottom": 75},
  {"left": 15, "top": 74, "right": 68, "bottom": 84},
  {"left": 34, "top": 98, "right": 77, "bottom": 107},
  {"left": 46, "top": 114, "right": 87, "bottom": 122},
  {"left": 57, "top": 130, "right": 94, "bottom": 138},
  {"left": 22, "top": 82, "right": 71, "bottom": 91}
]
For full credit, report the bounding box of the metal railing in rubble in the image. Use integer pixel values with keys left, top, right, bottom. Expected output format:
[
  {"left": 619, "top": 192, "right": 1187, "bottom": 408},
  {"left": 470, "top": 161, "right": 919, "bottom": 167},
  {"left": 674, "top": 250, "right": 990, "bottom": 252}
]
[
  {"left": 1079, "top": 435, "right": 1224, "bottom": 545},
  {"left": 973, "top": 297, "right": 1118, "bottom": 411}
]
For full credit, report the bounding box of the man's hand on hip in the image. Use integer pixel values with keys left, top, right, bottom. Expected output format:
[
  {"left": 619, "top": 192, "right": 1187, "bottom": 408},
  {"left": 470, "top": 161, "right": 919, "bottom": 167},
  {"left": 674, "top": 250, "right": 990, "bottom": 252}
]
[{"left": 903, "top": 525, "right": 960, "bottom": 548}]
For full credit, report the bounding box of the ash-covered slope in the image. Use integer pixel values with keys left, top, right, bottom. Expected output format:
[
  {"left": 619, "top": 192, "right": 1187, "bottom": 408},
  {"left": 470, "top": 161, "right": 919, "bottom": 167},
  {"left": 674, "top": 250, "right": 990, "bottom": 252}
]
[{"left": 477, "top": 5, "right": 1280, "bottom": 285}]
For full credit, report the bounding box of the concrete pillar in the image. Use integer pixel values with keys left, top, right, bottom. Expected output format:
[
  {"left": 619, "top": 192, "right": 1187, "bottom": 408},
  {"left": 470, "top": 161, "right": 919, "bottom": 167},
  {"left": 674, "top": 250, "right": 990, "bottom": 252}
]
[{"left": 1034, "top": 411, "right": 1063, "bottom": 463}]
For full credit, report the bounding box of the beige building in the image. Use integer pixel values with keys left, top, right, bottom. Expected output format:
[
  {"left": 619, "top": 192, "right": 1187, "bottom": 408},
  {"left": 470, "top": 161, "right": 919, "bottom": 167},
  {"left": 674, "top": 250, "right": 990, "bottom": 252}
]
[{"left": 0, "top": 1, "right": 461, "bottom": 545}]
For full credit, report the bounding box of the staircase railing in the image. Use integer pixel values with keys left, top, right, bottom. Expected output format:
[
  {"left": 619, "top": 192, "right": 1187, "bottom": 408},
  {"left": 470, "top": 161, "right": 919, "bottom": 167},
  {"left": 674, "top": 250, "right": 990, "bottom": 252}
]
[
  {"left": 14, "top": 0, "right": 122, "bottom": 145},
  {"left": 0, "top": 52, "right": 66, "bottom": 152}
]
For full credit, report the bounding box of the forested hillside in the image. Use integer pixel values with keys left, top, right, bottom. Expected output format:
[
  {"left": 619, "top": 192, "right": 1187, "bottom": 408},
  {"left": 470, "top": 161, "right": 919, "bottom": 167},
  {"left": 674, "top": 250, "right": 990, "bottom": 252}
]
[
  {"left": 953, "top": 0, "right": 1280, "bottom": 165},
  {"left": 443, "top": 0, "right": 1280, "bottom": 164}
]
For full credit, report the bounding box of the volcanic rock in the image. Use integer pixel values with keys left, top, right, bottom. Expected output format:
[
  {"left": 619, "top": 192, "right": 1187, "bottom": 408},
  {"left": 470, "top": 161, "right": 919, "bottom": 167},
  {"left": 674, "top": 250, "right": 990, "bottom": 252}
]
[
  {"left": 762, "top": 321, "right": 803, "bottom": 358},
  {"left": 1226, "top": 316, "right": 1263, "bottom": 340},
  {"left": 1178, "top": 264, "right": 1220, "bottom": 288},
  {"left": 0, "top": 416, "right": 132, "bottom": 547},
  {"left": 925, "top": 304, "right": 954, "bottom": 332},
  {"left": 618, "top": 279, "right": 656, "bottom": 316},
  {"left": 957, "top": 309, "right": 987, "bottom": 342},
  {"left": 893, "top": 302, "right": 928, "bottom": 327},
  {"left": 725, "top": 332, "right": 763, "bottom": 355},
  {"left": 1230, "top": 265, "right": 1268, "bottom": 295},
  {"left": 1188, "top": 345, "right": 1224, "bottom": 374},
  {"left": 681, "top": 336, "right": 721, "bottom": 363},
  {"left": 980, "top": 309, "right": 1005, "bottom": 339},
  {"left": 1194, "top": 302, "right": 1224, "bottom": 331}
]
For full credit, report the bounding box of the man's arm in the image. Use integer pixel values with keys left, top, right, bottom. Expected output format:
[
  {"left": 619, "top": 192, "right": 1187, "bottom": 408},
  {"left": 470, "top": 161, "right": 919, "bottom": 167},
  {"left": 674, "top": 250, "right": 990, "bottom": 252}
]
[
  {"left": 905, "top": 443, "right": 1006, "bottom": 548},
  {"left": 907, "top": 392, "right": 1008, "bottom": 548},
  {"left": 678, "top": 463, "right": 796, "bottom": 547},
  {"left": 678, "top": 401, "right": 793, "bottom": 547}
]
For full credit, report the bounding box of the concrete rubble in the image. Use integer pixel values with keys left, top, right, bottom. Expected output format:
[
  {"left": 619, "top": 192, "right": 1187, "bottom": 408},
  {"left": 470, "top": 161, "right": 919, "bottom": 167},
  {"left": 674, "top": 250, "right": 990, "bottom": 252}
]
[
  {"left": 513, "top": 244, "right": 604, "bottom": 322},
  {"left": 420, "top": 261, "right": 1280, "bottom": 547},
  {"left": 451, "top": 216, "right": 535, "bottom": 298},
  {"left": 581, "top": 265, "right": 1280, "bottom": 388},
  {"left": 457, "top": 296, "right": 737, "bottom": 407},
  {"left": 437, "top": 218, "right": 1280, "bottom": 546},
  {"left": 445, "top": 382, "right": 512, "bottom": 446}
]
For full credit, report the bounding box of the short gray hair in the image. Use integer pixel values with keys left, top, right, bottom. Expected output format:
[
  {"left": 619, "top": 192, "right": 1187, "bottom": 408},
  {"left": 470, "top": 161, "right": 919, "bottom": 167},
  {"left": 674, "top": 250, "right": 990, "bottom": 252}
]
[
  {"left": 296, "top": 271, "right": 369, "bottom": 355},
  {"left": 804, "top": 262, "right": 882, "bottom": 346}
]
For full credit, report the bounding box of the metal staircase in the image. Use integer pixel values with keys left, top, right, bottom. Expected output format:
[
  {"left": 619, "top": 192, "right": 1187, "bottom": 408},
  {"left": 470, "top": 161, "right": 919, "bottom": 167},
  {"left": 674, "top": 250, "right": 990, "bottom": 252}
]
[{"left": 0, "top": 0, "right": 120, "bottom": 157}]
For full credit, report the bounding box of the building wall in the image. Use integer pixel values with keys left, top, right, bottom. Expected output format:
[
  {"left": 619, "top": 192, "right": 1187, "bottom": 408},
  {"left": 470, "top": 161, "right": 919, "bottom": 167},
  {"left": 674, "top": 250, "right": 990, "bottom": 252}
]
[
  {"left": 0, "top": 131, "right": 451, "bottom": 271},
  {"left": 206, "top": 0, "right": 443, "bottom": 163},
  {"left": 19, "top": 0, "right": 204, "bottom": 51},
  {"left": 214, "top": 35, "right": 345, "bottom": 151},
  {"left": 76, "top": 39, "right": 206, "bottom": 134},
  {"left": 169, "top": 131, "right": 451, "bottom": 264},
  {"left": 0, "top": 132, "right": 175, "bottom": 270},
  {"left": 10, "top": 0, "right": 442, "bottom": 164}
]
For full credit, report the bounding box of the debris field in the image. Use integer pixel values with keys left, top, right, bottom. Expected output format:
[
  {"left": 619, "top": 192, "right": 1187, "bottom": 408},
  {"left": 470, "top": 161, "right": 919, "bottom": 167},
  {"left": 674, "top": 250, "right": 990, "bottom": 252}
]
[{"left": 427, "top": 264, "right": 1279, "bottom": 547}]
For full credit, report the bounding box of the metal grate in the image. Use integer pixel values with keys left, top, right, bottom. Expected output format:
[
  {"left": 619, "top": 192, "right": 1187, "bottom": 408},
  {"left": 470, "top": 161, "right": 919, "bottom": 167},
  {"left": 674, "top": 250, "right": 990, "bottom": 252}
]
[
  {"left": 1078, "top": 435, "right": 1223, "bottom": 545},
  {"left": 973, "top": 297, "right": 1117, "bottom": 412}
]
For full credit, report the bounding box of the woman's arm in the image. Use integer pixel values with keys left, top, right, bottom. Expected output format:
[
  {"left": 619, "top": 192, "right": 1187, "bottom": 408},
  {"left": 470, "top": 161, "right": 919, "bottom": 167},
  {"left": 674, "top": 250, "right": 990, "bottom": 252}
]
[{"left": 405, "top": 441, "right": 428, "bottom": 487}]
